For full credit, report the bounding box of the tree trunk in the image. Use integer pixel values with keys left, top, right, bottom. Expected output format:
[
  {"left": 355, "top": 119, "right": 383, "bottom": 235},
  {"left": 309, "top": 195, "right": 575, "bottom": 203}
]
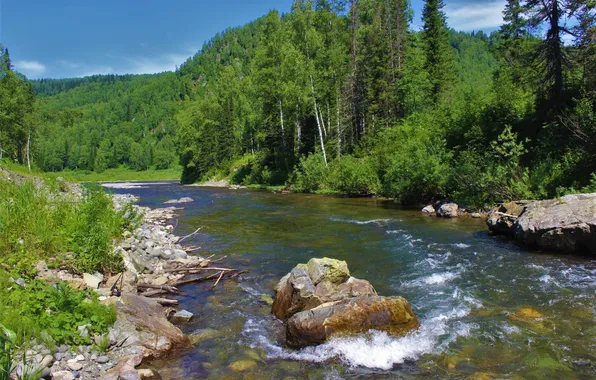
[
  {"left": 310, "top": 75, "right": 328, "bottom": 167},
  {"left": 279, "top": 99, "right": 286, "bottom": 152},
  {"left": 337, "top": 95, "right": 341, "bottom": 157},
  {"left": 26, "top": 132, "right": 31, "bottom": 171},
  {"left": 295, "top": 119, "right": 301, "bottom": 155},
  {"left": 318, "top": 103, "right": 327, "bottom": 138}
]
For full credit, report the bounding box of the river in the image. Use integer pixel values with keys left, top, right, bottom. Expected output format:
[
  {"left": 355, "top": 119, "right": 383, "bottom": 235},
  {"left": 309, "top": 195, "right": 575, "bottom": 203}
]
[{"left": 107, "top": 182, "right": 596, "bottom": 379}]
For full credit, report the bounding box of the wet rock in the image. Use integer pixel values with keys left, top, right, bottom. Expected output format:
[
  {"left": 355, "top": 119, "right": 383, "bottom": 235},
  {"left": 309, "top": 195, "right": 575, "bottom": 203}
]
[
  {"left": 272, "top": 265, "right": 322, "bottom": 320},
  {"left": 487, "top": 201, "right": 525, "bottom": 235},
  {"left": 228, "top": 359, "right": 257, "bottom": 372},
  {"left": 471, "top": 212, "right": 482, "bottom": 218},
  {"left": 260, "top": 294, "right": 274, "bottom": 306},
  {"left": 137, "top": 368, "right": 161, "bottom": 379},
  {"left": 189, "top": 329, "right": 221, "bottom": 345},
  {"left": 286, "top": 296, "right": 420, "bottom": 347},
  {"left": 514, "top": 194, "right": 596, "bottom": 254},
  {"left": 169, "top": 310, "right": 194, "bottom": 324},
  {"left": 421, "top": 205, "right": 435, "bottom": 214},
  {"left": 110, "top": 294, "right": 190, "bottom": 358},
  {"left": 437, "top": 203, "right": 459, "bottom": 218}
]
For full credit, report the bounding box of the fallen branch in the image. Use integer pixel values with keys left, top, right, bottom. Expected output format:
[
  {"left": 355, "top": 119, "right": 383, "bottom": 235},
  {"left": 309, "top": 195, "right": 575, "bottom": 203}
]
[
  {"left": 153, "top": 298, "right": 179, "bottom": 306},
  {"left": 139, "top": 289, "right": 171, "bottom": 297},
  {"left": 137, "top": 283, "right": 179, "bottom": 294},
  {"left": 179, "top": 226, "right": 202, "bottom": 243},
  {"left": 211, "top": 270, "right": 225, "bottom": 289},
  {"left": 496, "top": 211, "right": 519, "bottom": 219}
]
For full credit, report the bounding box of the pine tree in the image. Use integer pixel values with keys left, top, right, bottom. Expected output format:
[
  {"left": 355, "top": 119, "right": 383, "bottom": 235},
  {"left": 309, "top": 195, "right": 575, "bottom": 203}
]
[
  {"left": 501, "top": 0, "right": 527, "bottom": 40},
  {"left": 421, "top": 0, "right": 453, "bottom": 103}
]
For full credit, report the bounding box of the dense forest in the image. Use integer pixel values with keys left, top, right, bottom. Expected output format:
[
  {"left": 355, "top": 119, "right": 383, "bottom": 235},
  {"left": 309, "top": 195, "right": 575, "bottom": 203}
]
[{"left": 1, "top": 0, "right": 595, "bottom": 208}]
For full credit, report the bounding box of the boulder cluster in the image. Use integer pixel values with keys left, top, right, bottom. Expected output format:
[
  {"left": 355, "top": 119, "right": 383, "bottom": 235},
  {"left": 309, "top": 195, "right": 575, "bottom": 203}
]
[
  {"left": 272, "top": 258, "right": 419, "bottom": 347},
  {"left": 488, "top": 194, "right": 596, "bottom": 255}
]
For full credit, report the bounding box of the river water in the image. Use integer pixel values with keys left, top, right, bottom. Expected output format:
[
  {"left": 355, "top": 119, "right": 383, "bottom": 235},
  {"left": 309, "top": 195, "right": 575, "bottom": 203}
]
[{"left": 106, "top": 182, "right": 596, "bottom": 379}]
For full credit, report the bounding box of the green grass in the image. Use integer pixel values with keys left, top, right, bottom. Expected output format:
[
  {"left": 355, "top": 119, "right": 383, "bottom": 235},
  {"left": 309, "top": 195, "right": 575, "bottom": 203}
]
[
  {"left": 0, "top": 161, "right": 181, "bottom": 182},
  {"left": 0, "top": 173, "right": 137, "bottom": 275}
]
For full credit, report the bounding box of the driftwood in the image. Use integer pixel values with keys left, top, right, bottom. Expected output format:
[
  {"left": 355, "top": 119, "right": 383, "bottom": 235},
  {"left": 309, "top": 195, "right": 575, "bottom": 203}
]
[
  {"left": 137, "top": 283, "right": 179, "bottom": 294},
  {"left": 153, "top": 298, "right": 179, "bottom": 306},
  {"left": 211, "top": 271, "right": 225, "bottom": 289},
  {"left": 496, "top": 211, "right": 519, "bottom": 219},
  {"left": 179, "top": 226, "right": 202, "bottom": 243}
]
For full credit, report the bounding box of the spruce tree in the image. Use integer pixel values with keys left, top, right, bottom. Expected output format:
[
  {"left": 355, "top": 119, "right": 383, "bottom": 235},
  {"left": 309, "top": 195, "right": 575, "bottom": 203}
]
[{"left": 421, "top": 0, "right": 453, "bottom": 103}]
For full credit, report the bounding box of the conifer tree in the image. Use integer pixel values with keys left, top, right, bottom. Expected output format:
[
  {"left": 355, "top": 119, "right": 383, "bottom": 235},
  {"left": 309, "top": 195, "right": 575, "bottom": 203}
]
[{"left": 421, "top": 0, "right": 453, "bottom": 102}]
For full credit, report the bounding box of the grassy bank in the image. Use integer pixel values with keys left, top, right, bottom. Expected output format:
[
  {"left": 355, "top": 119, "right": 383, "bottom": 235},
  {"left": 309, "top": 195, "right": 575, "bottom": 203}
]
[
  {"left": 0, "top": 166, "right": 137, "bottom": 347},
  {"left": 1, "top": 161, "right": 181, "bottom": 183}
]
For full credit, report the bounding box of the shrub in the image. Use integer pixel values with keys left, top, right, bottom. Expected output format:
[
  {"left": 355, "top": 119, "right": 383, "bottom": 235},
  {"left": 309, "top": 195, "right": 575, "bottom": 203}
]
[
  {"left": 291, "top": 154, "right": 328, "bottom": 193},
  {"left": 328, "top": 156, "right": 380, "bottom": 196},
  {"left": 378, "top": 117, "right": 451, "bottom": 204}
]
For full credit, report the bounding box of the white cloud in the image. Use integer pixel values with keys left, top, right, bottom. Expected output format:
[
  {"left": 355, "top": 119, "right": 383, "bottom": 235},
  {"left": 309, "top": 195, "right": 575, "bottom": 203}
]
[
  {"left": 80, "top": 66, "right": 114, "bottom": 77},
  {"left": 59, "top": 60, "right": 81, "bottom": 69},
  {"left": 122, "top": 53, "right": 190, "bottom": 75},
  {"left": 14, "top": 60, "right": 46, "bottom": 77},
  {"left": 445, "top": 0, "right": 506, "bottom": 32}
]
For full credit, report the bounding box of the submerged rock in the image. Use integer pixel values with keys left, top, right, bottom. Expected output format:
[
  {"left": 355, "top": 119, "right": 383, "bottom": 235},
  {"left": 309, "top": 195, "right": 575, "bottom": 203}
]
[
  {"left": 163, "top": 197, "right": 194, "bottom": 205},
  {"left": 272, "top": 258, "right": 418, "bottom": 348},
  {"left": 169, "top": 310, "right": 194, "bottom": 324},
  {"left": 286, "top": 296, "right": 420, "bottom": 347}
]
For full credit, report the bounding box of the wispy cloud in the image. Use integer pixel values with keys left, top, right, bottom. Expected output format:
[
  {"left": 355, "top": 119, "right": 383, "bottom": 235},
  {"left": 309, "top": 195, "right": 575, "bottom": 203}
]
[
  {"left": 14, "top": 60, "right": 47, "bottom": 78},
  {"left": 79, "top": 65, "right": 114, "bottom": 77},
  {"left": 121, "top": 53, "right": 190, "bottom": 75},
  {"left": 445, "top": 0, "right": 506, "bottom": 32},
  {"left": 59, "top": 60, "right": 81, "bottom": 70}
]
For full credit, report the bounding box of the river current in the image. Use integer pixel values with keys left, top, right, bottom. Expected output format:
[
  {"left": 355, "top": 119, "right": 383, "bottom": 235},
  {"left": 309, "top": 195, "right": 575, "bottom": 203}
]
[{"left": 106, "top": 182, "right": 596, "bottom": 379}]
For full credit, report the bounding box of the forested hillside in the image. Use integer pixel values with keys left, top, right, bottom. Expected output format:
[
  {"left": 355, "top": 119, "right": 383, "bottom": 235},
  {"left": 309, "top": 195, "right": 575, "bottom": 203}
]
[{"left": 1, "top": 0, "right": 595, "bottom": 208}]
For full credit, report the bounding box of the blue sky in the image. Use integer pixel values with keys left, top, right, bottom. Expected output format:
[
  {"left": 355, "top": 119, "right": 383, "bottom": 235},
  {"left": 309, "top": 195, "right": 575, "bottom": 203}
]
[{"left": 0, "top": 0, "right": 506, "bottom": 79}]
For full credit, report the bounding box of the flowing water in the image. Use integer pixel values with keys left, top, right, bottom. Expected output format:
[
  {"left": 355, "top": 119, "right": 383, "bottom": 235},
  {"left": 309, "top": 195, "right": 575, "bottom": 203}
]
[{"left": 107, "top": 182, "right": 596, "bottom": 379}]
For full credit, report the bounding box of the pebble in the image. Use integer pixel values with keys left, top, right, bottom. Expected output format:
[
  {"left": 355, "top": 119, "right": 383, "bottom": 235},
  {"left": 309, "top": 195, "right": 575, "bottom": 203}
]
[
  {"left": 96, "top": 355, "right": 109, "bottom": 364},
  {"left": 67, "top": 362, "right": 83, "bottom": 371}
]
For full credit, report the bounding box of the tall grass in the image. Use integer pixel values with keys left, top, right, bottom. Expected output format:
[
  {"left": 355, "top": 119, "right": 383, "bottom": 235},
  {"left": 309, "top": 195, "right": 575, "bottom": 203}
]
[{"left": 0, "top": 177, "right": 132, "bottom": 275}]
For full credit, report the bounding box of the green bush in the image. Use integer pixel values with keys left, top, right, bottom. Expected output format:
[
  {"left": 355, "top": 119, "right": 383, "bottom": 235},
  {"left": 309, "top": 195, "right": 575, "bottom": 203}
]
[
  {"left": 291, "top": 154, "right": 329, "bottom": 193},
  {"left": 378, "top": 117, "right": 451, "bottom": 204},
  {"left": 328, "top": 156, "right": 380, "bottom": 196}
]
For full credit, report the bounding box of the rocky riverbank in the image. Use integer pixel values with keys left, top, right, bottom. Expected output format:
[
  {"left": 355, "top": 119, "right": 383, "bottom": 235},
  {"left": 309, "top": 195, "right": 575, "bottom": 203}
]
[
  {"left": 12, "top": 186, "right": 243, "bottom": 380},
  {"left": 487, "top": 194, "right": 596, "bottom": 255}
]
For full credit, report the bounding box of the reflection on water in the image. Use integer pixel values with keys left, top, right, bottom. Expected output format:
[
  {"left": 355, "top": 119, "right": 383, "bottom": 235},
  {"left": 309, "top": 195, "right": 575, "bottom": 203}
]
[{"left": 107, "top": 183, "right": 596, "bottom": 379}]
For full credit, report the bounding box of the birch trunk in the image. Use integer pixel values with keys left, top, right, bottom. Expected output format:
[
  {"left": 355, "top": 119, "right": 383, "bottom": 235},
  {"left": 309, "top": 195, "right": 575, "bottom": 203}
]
[
  {"left": 295, "top": 119, "right": 301, "bottom": 155},
  {"left": 317, "top": 103, "right": 326, "bottom": 138},
  {"left": 337, "top": 96, "right": 341, "bottom": 157},
  {"left": 26, "top": 132, "right": 31, "bottom": 171},
  {"left": 310, "top": 75, "right": 327, "bottom": 167},
  {"left": 279, "top": 99, "right": 286, "bottom": 152}
]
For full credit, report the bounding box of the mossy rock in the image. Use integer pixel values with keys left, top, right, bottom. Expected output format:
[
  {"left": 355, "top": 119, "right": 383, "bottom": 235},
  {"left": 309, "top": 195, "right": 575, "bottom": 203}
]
[
  {"left": 260, "top": 294, "right": 274, "bottom": 306},
  {"left": 228, "top": 359, "right": 257, "bottom": 372},
  {"left": 189, "top": 328, "right": 222, "bottom": 345}
]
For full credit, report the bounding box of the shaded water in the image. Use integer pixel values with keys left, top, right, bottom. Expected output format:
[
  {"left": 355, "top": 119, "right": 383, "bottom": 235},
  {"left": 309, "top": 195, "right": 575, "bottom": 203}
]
[{"left": 108, "top": 182, "right": 596, "bottom": 379}]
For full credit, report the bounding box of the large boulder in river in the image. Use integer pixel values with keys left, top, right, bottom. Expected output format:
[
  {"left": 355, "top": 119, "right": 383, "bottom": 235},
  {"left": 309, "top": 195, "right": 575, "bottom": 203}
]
[
  {"left": 272, "top": 258, "right": 376, "bottom": 320},
  {"left": 487, "top": 194, "right": 596, "bottom": 255},
  {"left": 514, "top": 194, "right": 596, "bottom": 254},
  {"left": 286, "top": 296, "right": 420, "bottom": 347},
  {"left": 109, "top": 294, "right": 190, "bottom": 358},
  {"left": 437, "top": 203, "right": 459, "bottom": 217},
  {"left": 272, "top": 258, "right": 419, "bottom": 347}
]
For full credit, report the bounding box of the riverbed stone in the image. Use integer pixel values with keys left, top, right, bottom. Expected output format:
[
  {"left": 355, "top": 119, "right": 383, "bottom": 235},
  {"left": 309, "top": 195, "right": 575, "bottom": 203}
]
[
  {"left": 422, "top": 205, "right": 435, "bottom": 214},
  {"left": 286, "top": 296, "right": 420, "bottom": 347},
  {"left": 67, "top": 362, "right": 83, "bottom": 371},
  {"left": 169, "top": 310, "right": 194, "bottom": 324},
  {"left": 437, "top": 203, "right": 459, "bottom": 218},
  {"left": 228, "top": 359, "right": 257, "bottom": 372}
]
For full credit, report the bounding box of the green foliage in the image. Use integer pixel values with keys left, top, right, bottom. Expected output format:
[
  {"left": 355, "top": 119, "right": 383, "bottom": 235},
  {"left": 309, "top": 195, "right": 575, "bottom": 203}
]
[
  {"left": 0, "top": 324, "right": 16, "bottom": 380},
  {"left": 291, "top": 154, "right": 329, "bottom": 193},
  {"left": 0, "top": 177, "right": 128, "bottom": 275},
  {"left": 378, "top": 116, "right": 451, "bottom": 204},
  {"left": 0, "top": 275, "right": 116, "bottom": 346},
  {"left": 328, "top": 156, "right": 380, "bottom": 196}
]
